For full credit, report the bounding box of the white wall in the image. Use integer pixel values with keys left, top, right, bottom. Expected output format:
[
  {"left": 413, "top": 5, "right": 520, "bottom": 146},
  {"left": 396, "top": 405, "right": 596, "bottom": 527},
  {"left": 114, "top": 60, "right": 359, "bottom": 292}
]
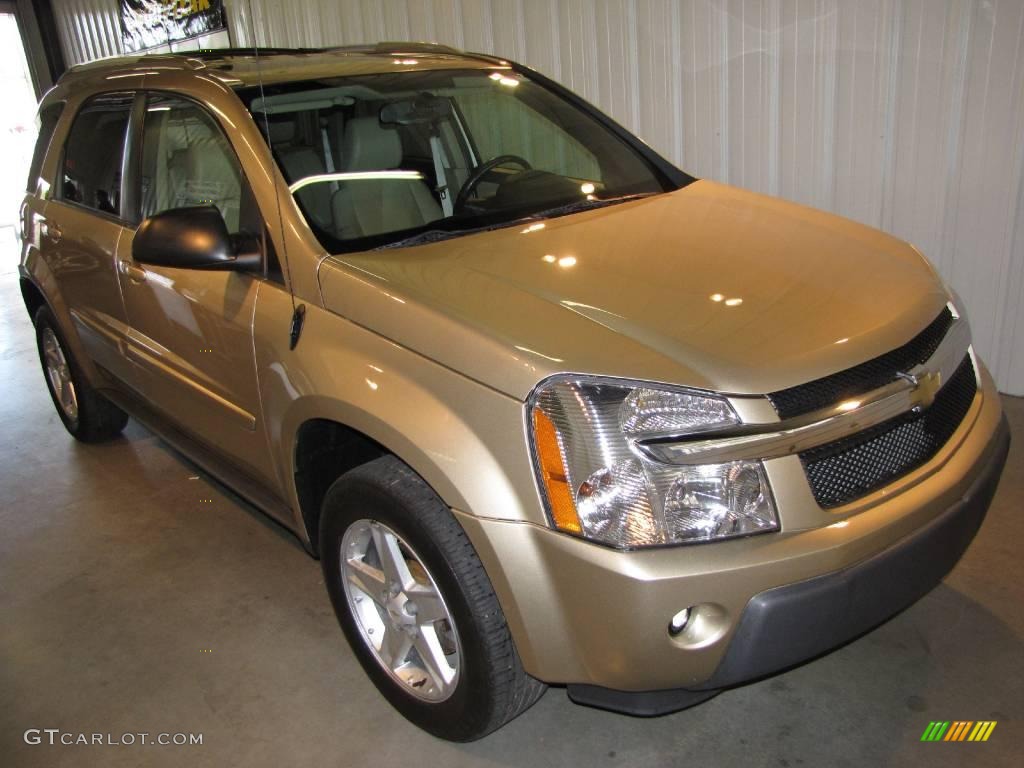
[{"left": 50, "top": 0, "right": 1024, "bottom": 394}]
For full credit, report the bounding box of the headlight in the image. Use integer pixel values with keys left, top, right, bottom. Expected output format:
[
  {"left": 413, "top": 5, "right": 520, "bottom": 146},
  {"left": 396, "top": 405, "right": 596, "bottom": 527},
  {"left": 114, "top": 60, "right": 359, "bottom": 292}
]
[{"left": 529, "top": 377, "right": 779, "bottom": 549}]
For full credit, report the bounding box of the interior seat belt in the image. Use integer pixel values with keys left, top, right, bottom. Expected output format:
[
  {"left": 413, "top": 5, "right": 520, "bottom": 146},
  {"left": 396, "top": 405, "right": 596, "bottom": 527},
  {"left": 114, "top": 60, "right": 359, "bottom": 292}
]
[
  {"left": 321, "top": 119, "right": 338, "bottom": 193},
  {"left": 430, "top": 132, "right": 454, "bottom": 217}
]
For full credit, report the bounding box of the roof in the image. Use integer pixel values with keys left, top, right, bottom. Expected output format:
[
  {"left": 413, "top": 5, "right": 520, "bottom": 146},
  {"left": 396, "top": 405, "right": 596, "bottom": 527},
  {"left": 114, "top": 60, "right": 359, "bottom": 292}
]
[{"left": 63, "top": 42, "right": 509, "bottom": 88}]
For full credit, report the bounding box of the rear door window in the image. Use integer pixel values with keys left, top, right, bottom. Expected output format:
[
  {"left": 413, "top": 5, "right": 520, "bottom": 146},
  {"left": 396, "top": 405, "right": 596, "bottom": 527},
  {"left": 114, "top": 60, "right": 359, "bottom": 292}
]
[
  {"left": 59, "top": 92, "right": 134, "bottom": 216},
  {"left": 26, "top": 102, "right": 64, "bottom": 193}
]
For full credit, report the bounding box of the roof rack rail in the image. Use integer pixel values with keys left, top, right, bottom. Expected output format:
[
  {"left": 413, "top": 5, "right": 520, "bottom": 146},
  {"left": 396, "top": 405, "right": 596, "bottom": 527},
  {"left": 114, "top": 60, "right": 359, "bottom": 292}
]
[
  {"left": 323, "top": 41, "right": 463, "bottom": 55},
  {"left": 64, "top": 42, "right": 497, "bottom": 77},
  {"left": 184, "top": 47, "right": 324, "bottom": 59}
]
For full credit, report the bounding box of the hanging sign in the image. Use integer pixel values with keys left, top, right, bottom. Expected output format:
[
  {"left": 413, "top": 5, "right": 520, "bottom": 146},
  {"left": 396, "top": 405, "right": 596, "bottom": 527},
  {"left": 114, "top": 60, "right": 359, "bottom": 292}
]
[{"left": 120, "top": 1, "right": 227, "bottom": 52}]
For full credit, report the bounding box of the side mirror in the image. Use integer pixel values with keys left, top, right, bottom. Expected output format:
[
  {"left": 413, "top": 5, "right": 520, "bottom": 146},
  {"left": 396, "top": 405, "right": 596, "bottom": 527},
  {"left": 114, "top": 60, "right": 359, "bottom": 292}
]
[{"left": 132, "top": 206, "right": 261, "bottom": 271}]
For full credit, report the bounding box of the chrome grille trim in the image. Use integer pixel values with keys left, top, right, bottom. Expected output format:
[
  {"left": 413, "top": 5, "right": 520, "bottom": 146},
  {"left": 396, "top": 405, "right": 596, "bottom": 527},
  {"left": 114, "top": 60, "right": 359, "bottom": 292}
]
[{"left": 636, "top": 317, "right": 973, "bottom": 466}]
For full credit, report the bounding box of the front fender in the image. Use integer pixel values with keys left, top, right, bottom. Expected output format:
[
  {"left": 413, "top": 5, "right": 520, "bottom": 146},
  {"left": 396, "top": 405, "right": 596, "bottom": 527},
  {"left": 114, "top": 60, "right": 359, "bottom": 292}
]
[{"left": 253, "top": 286, "right": 546, "bottom": 545}]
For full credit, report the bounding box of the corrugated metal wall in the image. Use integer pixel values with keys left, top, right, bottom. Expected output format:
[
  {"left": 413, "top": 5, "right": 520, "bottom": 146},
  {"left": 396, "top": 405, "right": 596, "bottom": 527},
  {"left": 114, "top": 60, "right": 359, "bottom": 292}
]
[
  {"left": 49, "top": 0, "right": 1024, "bottom": 394},
  {"left": 52, "top": 0, "right": 120, "bottom": 63}
]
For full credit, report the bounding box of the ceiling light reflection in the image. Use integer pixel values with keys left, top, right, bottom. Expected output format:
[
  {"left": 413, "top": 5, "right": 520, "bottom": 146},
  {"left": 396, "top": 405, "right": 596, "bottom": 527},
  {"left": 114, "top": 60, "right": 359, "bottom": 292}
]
[
  {"left": 514, "top": 346, "right": 565, "bottom": 363},
  {"left": 288, "top": 170, "right": 423, "bottom": 193}
]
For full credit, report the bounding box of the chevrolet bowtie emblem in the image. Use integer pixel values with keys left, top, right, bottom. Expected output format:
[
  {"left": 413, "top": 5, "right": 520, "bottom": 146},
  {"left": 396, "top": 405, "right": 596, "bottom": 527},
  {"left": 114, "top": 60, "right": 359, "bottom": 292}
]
[{"left": 897, "top": 370, "right": 942, "bottom": 411}]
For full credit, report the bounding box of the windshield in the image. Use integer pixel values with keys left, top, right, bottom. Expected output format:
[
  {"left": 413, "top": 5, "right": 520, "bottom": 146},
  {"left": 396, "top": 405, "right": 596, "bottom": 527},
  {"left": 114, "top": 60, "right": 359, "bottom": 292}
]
[{"left": 240, "top": 67, "right": 677, "bottom": 252}]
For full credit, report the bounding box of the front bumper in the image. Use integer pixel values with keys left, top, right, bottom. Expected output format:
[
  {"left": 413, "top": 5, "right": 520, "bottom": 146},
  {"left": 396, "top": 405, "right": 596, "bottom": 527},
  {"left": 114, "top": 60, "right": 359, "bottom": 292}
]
[
  {"left": 702, "top": 417, "right": 1008, "bottom": 690},
  {"left": 570, "top": 414, "right": 1009, "bottom": 714},
  {"left": 455, "top": 370, "right": 1008, "bottom": 708}
]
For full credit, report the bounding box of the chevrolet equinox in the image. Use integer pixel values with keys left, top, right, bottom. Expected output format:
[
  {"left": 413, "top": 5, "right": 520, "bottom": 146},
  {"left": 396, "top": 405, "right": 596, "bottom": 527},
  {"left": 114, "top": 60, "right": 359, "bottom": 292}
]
[{"left": 18, "top": 43, "right": 1010, "bottom": 741}]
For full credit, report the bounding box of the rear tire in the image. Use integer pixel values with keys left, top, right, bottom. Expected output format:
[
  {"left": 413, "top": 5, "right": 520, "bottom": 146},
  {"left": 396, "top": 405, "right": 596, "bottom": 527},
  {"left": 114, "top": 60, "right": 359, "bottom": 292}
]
[
  {"left": 320, "top": 455, "right": 545, "bottom": 741},
  {"left": 34, "top": 305, "right": 128, "bottom": 443}
]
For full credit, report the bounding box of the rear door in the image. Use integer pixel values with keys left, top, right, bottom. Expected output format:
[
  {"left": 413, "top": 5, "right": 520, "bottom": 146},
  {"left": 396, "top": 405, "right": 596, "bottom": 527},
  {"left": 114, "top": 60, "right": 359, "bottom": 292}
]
[
  {"left": 116, "top": 92, "right": 273, "bottom": 481},
  {"left": 38, "top": 92, "right": 136, "bottom": 384}
]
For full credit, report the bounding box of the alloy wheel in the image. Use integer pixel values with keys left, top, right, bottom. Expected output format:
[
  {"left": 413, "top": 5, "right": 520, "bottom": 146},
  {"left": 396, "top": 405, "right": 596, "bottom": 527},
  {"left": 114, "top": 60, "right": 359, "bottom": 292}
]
[
  {"left": 42, "top": 327, "right": 78, "bottom": 421},
  {"left": 340, "top": 519, "right": 461, "bottom": 702}
]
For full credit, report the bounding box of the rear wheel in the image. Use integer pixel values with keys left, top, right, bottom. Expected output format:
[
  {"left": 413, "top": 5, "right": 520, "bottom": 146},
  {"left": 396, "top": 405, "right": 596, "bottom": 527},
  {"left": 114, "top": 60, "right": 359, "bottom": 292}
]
[
  {"left": 320, "top": 455, "right": 545, "bottom": 740},
  {"left": 34, "top": 305, "right": 127, "bottom": 442}
]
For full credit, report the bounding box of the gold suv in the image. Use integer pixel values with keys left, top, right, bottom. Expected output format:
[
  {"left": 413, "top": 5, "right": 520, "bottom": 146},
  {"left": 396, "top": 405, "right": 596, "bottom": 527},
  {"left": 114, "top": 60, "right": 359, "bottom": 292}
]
[{"left": 19, "top": 44, "right": 1010, "bottom": 740}]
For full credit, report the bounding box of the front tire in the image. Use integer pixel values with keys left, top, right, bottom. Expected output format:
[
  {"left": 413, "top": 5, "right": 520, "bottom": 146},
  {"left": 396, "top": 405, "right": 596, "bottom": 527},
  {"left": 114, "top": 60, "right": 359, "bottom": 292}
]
[
  {"left": 320, "top": 455, "right": 545, "bottom": 741},
  {"left": 34, "top": 305, "right": 128, "bottom": 442}
]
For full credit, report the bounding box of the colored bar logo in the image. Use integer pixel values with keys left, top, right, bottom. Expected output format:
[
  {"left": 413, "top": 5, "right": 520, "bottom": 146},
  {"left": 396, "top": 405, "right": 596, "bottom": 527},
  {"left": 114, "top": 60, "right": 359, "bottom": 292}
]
[{"left": 920, "top": 721, "right": 997, "bottom": 742}]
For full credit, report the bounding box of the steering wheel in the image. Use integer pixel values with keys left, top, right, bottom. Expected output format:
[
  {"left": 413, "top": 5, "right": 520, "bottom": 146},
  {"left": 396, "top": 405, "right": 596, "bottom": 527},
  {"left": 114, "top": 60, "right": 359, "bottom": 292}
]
[{"left": 453, "top": 154, "right": 532, "bottom": 212}]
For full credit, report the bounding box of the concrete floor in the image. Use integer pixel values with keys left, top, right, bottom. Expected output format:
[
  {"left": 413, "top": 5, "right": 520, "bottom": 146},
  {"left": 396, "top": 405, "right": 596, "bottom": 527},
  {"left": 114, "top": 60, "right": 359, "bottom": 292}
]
[{"left": 1, "top": 230, "right": 1021, "bottom": 767}]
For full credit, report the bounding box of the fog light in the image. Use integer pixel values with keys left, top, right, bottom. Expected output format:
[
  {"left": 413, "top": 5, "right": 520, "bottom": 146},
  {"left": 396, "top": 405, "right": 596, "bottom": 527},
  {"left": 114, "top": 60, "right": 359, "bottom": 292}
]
[{"left": 668, "top": 607, "right": 691, "bottom": 636}]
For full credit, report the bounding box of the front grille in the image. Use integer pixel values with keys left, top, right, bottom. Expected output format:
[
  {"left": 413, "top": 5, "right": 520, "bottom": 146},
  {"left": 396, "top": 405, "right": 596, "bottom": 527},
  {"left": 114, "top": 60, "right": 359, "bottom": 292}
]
[
  {"left": 800, "top": 355, "right": 978, "bottom": 508},
  {"left": 768, "top": 308, "right": 954, "bottom": 419}
]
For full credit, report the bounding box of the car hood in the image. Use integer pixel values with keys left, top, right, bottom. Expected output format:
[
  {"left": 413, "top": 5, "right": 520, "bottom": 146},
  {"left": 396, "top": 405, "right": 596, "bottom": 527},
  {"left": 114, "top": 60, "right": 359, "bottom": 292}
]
[{"left": 318, "top": 180, "right": 949, "bottom": 400}]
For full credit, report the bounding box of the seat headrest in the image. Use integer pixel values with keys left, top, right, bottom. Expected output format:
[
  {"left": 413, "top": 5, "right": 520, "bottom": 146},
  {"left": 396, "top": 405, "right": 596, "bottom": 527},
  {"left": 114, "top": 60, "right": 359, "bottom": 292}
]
[
  {"left": 267, "top": 119, "right": 296, "bottom": 145},
  {"left": 341, "top": 117, "right": 402, "bottom": 171}
]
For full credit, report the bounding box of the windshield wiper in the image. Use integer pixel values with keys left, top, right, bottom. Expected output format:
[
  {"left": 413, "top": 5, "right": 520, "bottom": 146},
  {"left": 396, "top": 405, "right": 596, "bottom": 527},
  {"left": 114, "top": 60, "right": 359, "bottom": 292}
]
[
  {"left": 374, "top": 221, "right": 512, "bottom": 250},
  {"left": 525, "top": 192, "right": 656, "bottom": 221},
  {"left": 374, "top": 193, "right": 658, "bottom": 250}
]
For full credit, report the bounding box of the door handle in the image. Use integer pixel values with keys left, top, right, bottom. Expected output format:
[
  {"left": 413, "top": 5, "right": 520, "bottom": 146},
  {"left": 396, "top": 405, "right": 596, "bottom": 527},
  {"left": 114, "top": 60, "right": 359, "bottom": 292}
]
[
  {"left": 41, "top": 222, "right": 62, "bottom": 243},
  {"left": 118, "top": 259, "right": 147, "bottom": 284}
]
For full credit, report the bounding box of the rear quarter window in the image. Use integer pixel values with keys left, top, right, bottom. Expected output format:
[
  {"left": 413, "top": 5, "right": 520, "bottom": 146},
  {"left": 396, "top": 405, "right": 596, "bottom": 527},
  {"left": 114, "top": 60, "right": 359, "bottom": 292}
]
[{"left": 26, "top": 102, "right": 64, "bottom": 194}]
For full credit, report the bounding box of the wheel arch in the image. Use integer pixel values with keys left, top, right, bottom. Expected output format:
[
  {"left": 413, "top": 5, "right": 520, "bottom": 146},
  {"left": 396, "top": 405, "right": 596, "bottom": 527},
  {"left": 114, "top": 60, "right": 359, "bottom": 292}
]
[
  {"left": 19, "top": 275, "right": 47, "bottom": 321},
  {"left": 286, "top": 395, "right": 509, "bottom": 557},
  {"left": 18, "top": 260, "right": 101, "bottom": 386},
  {"left": 292, "top": 417, "right": 388, "bottom": 555}
]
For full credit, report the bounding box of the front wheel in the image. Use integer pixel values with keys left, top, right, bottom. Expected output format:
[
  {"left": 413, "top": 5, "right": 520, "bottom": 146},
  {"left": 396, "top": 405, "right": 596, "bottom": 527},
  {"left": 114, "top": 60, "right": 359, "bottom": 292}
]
[{"left": 320, "top": 455, "right": 545, "bottom": 740}]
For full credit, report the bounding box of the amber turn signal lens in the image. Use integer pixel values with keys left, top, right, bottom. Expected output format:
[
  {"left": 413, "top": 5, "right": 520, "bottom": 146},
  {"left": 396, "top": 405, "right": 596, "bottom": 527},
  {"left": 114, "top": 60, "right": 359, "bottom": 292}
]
[{"left": 532, "top": 407, "right": 582, "bottom": 534}]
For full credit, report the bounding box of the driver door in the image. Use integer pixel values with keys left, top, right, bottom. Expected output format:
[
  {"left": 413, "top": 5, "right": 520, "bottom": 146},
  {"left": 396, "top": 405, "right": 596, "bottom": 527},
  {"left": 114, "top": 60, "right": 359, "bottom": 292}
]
[{"left": 117, "top": 93, "right": 271, "bottom": 480}]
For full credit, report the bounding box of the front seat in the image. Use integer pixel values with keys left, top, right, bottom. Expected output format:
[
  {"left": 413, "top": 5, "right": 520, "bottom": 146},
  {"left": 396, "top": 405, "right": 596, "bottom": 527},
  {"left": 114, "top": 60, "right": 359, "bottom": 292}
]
[
  {"left": 266, "top": 119, "right": 332, "bottom": 228},
  {"left": 331, "top": 117, "right": 442, "bottom": 239},
  {"left": 173, "top": 135, "right": 243, "bottom": 231}
]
